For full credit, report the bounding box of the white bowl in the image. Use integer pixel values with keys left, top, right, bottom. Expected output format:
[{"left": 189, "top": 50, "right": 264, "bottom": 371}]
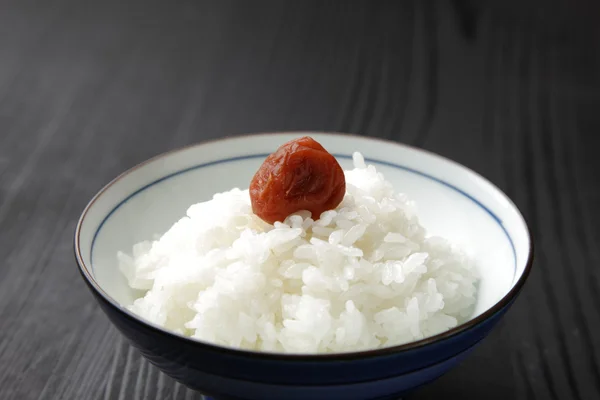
[{"left": 75, "top": 132, "right": 533, "bottom": 399}]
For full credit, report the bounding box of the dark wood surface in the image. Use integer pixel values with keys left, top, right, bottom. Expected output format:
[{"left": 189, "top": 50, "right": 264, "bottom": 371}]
[{"left": 1, "top": 1, "right": 599, "bottom": 399}]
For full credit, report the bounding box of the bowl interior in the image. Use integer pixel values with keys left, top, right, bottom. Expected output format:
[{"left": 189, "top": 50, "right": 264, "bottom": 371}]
[{"left": 77, "top": 133, "right": 530, "bottom": 336}]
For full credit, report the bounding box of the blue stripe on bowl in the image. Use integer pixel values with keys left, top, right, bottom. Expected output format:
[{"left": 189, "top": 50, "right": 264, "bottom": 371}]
[{"left": 90, "top": 154, "right": 517, "bottom": 279}]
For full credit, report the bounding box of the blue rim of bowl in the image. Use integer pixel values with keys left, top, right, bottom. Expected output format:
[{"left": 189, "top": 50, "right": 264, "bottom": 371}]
[{"left": 74, "top": 132, "right": 534, "bottom": 361}]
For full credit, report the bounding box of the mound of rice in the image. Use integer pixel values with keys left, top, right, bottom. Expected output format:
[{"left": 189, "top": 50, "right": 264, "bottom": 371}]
[{"left": 119, "top": 152, "right": 478, "bottom": 354}]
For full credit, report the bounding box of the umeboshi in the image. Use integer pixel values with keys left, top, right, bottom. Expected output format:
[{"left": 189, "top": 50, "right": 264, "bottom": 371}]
[{"left": 249, "top": 137, "right": 346, "bottom": 224}]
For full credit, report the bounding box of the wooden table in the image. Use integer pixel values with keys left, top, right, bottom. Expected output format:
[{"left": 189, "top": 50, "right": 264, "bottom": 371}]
[{"left": 1, "top": 1, "right": 599, "bottom": 399}]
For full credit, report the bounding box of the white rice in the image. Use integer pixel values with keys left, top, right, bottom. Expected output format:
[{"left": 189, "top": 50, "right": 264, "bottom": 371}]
[{"left": 119, "top": 152, "right": 478, "bottom": 354}]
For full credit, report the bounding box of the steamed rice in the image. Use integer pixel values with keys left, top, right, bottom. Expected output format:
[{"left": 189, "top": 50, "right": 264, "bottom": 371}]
[{"left": 119, "top": 152, "right": 478, "bottom": 353}]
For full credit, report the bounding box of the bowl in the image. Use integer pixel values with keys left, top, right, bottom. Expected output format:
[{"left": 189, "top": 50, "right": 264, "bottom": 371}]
[{"left": 75, "top": 132, "right": 533, "bottom": 400}]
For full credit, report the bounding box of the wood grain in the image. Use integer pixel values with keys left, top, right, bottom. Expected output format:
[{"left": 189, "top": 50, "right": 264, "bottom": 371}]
[{"left": 0, "top": 1, "right": 598, "bottom": 399}]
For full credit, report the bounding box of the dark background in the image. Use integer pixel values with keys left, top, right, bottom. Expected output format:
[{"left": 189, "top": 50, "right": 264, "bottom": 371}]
[{"left": 0, "top": 1, "right": 599, "bottom": 399}]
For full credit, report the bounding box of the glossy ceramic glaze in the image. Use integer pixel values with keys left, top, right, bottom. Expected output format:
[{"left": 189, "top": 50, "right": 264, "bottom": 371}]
[{"left": 75, "top": 133, "right": 533, "bottom": 400}]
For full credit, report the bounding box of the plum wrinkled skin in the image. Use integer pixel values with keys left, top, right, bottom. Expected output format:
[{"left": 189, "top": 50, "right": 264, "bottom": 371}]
[{"left": 249, "top": 137, "right": 346, "bottom": 224}]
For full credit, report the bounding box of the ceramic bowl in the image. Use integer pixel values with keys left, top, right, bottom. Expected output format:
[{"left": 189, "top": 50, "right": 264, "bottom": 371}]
[{"left": 75, "top": 132, "right": 533, "bottom": 400}]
